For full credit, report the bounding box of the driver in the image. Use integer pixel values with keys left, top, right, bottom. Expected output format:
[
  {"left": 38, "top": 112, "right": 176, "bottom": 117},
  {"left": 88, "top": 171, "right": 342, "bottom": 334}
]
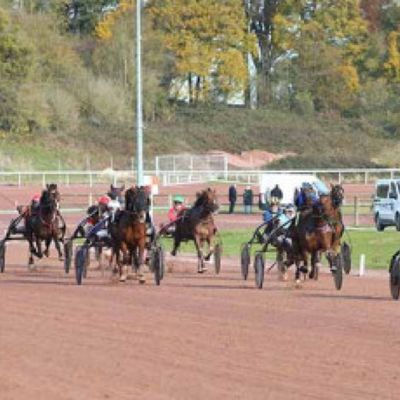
[{"left": 168, "top": 195, "right": 186, "bottom": 223}]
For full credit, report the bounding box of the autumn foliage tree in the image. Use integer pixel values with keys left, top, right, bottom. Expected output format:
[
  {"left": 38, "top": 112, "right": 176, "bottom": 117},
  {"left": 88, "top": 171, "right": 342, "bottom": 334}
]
[{"left": 148, "top": 0, "right": 256, "bottom": 104}]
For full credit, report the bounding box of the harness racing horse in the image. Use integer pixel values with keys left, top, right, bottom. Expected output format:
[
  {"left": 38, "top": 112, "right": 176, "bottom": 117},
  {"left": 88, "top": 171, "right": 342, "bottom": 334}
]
[
  {"left": 171, "top": 188, "right": 219, "bottom": 273},
  {"left": 43, "top": 183, "right": 66, "bottom": 257},
  {"left": 110, "top": 186, "right": 149, "bottom": 283},
  {"left": 26, "top": 188, "right": 64, "bottom": 266},
  {"left": 293, "top": 184, "right": 345, "bottom": 284}
]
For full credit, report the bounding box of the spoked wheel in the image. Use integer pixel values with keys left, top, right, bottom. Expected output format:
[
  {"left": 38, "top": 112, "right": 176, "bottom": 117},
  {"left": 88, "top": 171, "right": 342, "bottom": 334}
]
[
  {"left": 0, "top": 241, "right": 6, "bottom": 273},
  {"left": 152, "top": 245, "right": 164, "bottom": 286},
  {"left": 341, "top": 242, "right": 352, "bottom": 275},
  {"left": 254, "top": 252, "right": 265, "bottom": 289},
  {"left": 75, "top": 245, "right": 88, "bottom": 285},
  {"left": 240, "top": 243, "right": 251, "bottom": 280},
  {"left": 332, "top": 254, "right": 343, "bottom": 291},
  {"left": 63, "top": 240, "right": 73, "bottom": 274},
  {"left": 214, "top": 243, "right": 222, "bottom": 274},
  {"left": 389, "top": 253, "right": 400, "bottom": 300}
]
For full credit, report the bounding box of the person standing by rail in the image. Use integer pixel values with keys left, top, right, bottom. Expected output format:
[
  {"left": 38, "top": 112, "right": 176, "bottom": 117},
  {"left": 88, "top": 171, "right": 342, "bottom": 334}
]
[
  {"left": 228, "top": 184, "right": 237, "bottom": 214},
  {"left": 243, "top": 186, "right": 253, "bottom": 214}
]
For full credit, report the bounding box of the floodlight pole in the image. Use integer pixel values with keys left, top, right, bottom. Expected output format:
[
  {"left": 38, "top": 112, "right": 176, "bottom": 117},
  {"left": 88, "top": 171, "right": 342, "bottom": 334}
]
[{"left": 136, "top": 0, "right": 144, "bottom": 186}]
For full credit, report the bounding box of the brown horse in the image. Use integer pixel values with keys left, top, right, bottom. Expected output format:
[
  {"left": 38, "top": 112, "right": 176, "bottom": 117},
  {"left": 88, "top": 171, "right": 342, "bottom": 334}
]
[
  {"left": 26, "top": 187, "right": 63, "bottom": 266},
  {"left": 110, "top": 186, "right": 149, "bottom": 283},
  {"left": 293, "top": 184, "right": 345, "bottom": 283},
  {"left": 171, "top": 188, "right": 219, "bottom": 273}
]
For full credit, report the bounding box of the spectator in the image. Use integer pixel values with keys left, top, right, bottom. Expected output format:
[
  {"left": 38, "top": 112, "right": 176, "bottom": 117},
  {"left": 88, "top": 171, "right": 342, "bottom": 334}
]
[
  {"left": 243, "top": 186, "right": 253, "bottom": 214},
  {"left": 228, "top": 184, "right": 237, "bottom": 214},
  {"left": 270, "top": 184, "right": 283, "bottom": 202}
]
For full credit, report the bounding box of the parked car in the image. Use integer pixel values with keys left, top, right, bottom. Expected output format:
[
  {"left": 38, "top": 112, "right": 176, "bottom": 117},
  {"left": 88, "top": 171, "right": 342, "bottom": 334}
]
[{"left": 372, "top": 179, "right": 400, "bottom": 231}]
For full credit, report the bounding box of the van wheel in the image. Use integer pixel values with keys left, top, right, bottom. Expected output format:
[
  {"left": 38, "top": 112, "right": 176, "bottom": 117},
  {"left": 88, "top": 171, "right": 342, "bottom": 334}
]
[
  {"left": 375, "top": 214, "right": 385, "bottom": 231},
  {"left": 396, "top": 214, "right": 400, "bottom": 232}
]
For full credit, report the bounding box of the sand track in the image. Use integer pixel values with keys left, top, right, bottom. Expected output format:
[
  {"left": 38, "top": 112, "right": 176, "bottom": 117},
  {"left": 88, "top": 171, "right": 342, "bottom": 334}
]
[{"left": 0, "top": 248, "right": 399, "bottom": 400}]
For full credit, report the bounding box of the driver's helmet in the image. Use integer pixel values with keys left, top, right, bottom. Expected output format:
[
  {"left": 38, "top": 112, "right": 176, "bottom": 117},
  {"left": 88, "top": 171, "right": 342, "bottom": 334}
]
[
  {"left": 98, "top": 195, "right": 110, "bottom": 206},
  {"left": 173, "top": 195, "right": 185, "bottom": 204},
  {"left": 31, "top": 193, "right": 41, "bottom": 203},
  {"left": 301, "top": 182, "right": 313, "bottom": 190},
  {"left": 285, "top": 203, "right": 296, "bottom": 217}
]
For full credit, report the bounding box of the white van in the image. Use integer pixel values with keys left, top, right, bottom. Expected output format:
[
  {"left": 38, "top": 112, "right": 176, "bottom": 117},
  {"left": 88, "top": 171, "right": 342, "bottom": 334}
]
[
  {"left": 259, "top": 173, "right": 329, "bottom": 206},
  {"left": 373, "top": 179, "right": 400, "bottom": 231}
]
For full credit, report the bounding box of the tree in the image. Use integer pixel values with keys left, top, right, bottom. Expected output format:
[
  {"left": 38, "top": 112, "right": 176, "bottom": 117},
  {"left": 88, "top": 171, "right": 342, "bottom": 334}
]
[
  {"left": 0, "top": 7, "right": 32, "bottom": 131},
  {"left": 148, "top": 0, "right": 256, "bottom": 104},
  {"left": 58, "top": 0, "right": 117, "bottom": 34}
]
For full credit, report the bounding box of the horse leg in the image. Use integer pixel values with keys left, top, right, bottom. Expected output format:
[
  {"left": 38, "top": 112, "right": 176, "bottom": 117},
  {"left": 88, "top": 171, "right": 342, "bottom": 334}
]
[
  {"left": 171, "top": 236, "right": 180, "bottom": 256},
  {"left": 44, "top": 238, "right": 51, "bottom": 257},
  {"left": 309, "top": 252, "right": 318, "bottom": 279},
  {"left": 119, "top": 243, "right": 129, "bottom": 282},
  {"left": 204, "top": 237, "right": 214, "bottom": 261},
  {"left": 137, "top": 241, "right": 146, "bottom": 284},
  {"left": 277, "top": 249, "right": 288, "bottom": 281},
  {"left": 36, "top": 237, "right": 43, "bottom": 259},
  {"left": 194, "top": 236, "right": 205, "bottom": 273},
  {"left": 53, "top": 235, "right": 63, "bottom": 261}
]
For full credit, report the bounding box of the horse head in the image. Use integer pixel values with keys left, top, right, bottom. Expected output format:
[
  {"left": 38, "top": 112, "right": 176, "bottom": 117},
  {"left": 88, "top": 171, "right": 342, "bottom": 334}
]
[
  {"left": 330, "top": 184, "right": 344, "bottom": 208},
  {"left": 125, "top": 186, "right": 150, "bottom": 222},
  {"left": 40, "top": 188, "right": 58, "bottom": 214},
  {"left": 46, "top": 183, "right": 60, "bottom": 205},
  {"left": 109, "top": 184, "right": 125, "bottom": 202},
  {"left": 194, "top": 188, "right": 219, "bottom": 213}
]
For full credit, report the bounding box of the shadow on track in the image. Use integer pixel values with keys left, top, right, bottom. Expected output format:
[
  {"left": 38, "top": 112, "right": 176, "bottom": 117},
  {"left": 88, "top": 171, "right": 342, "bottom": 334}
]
[{"left": 299, "top": 293, "right": 390, "bottom": 302}]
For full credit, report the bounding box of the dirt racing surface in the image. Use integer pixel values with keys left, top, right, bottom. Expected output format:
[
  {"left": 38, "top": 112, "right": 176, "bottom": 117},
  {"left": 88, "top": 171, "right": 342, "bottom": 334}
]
[{"left": 1, "top": 245, "right": 399, "bottom": 400}]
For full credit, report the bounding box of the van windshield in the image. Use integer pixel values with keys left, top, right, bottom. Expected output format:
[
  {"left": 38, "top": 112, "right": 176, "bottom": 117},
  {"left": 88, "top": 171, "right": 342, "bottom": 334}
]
[{"left": 377, "top": 184, "right": 389, "bottom": 198}]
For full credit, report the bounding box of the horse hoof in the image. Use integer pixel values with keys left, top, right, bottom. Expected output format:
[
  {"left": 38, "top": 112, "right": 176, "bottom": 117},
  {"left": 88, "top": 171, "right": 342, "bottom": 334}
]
[
  {"left": 127, "top": 272, "right": 138, "bottom": 280},
  {"left": 294, "top": 280, "right": 302, "bottom": 289},
  {"left": 280, "top": 272, "right": 289, "bottom": 282},
  {"left": 197, "top": 269, "right": 204, "bottom": 274},
  {"left": 119, "top": 275, "right": 127, "bottom": 282}
]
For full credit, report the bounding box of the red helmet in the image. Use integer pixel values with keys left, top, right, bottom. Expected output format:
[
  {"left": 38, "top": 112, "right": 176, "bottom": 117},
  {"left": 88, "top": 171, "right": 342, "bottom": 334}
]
[
  {"left": 32, "top": 193, "right": 40, "bottom": 202},
  {"left": 98, "top": 195, "right": 110, "bottom": 205}
]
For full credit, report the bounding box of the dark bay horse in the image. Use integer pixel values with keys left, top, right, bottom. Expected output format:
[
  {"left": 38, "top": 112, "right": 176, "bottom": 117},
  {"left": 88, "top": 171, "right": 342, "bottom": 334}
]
[
  {"left": 26, "top": 187, "right": 63, "bottom": 266},
  {"left": 293, "top": 184, "right": 345, "bottom": 284},
  {"left": 171, "top": 188, "right": 219, "bottom": 273},
  {"left": 110, "top": 186, "right": 149, "bottom": 283}
]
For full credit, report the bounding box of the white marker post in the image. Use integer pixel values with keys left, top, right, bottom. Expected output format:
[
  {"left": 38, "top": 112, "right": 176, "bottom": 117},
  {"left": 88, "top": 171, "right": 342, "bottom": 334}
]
[{"left": 359, "top": 254, "right": 366, "bottom": 276}]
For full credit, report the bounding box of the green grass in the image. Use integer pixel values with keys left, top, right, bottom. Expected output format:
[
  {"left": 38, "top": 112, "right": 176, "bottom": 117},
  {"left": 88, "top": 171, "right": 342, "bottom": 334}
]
[{"left": 162, "top": 227, "right": 400, "bottom": 270}]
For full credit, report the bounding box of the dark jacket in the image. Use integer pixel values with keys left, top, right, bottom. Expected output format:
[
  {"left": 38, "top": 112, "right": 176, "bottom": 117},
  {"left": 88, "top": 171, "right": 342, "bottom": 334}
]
[
  {"left": 270, "top": 185, "right": 283, "bottom": 200},
  {"left": 243, "top": 189, "right": 253, "bottom": 206},
  {"left": 228, "top": 185, "right": 237, "bottom": 202}
]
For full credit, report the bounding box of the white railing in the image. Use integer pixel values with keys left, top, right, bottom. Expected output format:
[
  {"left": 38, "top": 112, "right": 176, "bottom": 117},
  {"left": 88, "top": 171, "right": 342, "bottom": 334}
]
[{"left": 0, "top": 168, "right": 400, "bottom": 187}]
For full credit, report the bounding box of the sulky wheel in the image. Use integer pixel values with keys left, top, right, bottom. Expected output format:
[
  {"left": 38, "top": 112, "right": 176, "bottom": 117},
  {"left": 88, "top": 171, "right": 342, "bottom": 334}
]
[
  {"left": 152, "top": 246, "right": 163, "bottom": 286},
  {"left": 214, "top": 243, "right": 222, "bottom": 274},
  {"left": 158, "top": 245, "right": 165, "bottom": 281},
  {"left": 63, "top": 240, "right": 73, "bottom": 274},
  {"left": 75, "top": 245, "right": 88, "bottom": 285},
  {"left": 341, "top": 242, "right": 352, "bottom": 275},
  {"left": 254, "top": 252, "right": 265, "bottom": 289},
  {"left": 332, "top": 253, "right": 343, "bottom": 291},
  {"left": 389, "top": 253, "right": 400, "bottom": 300},
  {"left": 240, "top": 243, "right": 251, "bottom": 281},
  {"left": 0, "top": 241, "right": 6, "bottom": 273}
]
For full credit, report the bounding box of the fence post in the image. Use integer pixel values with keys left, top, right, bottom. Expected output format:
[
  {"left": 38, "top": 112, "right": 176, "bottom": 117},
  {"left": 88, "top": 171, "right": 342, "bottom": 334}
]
[
  {"left": 89, "top": 172, "right": 93, "bottom": 188},
  {"left": 338, "top": 172, "right": 342, "bottom": 184},
  {"left": 354, "top": 196, "right": 359, "bottom": 227},
  {"left": 364, "top": 171, "right": 368, "bottom": 185}
]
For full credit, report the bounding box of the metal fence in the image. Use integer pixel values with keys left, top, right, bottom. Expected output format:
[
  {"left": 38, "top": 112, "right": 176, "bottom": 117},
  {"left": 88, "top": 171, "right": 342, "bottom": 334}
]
[{"left": 0, "top": 167, "right": 400, "bottom": 187}]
